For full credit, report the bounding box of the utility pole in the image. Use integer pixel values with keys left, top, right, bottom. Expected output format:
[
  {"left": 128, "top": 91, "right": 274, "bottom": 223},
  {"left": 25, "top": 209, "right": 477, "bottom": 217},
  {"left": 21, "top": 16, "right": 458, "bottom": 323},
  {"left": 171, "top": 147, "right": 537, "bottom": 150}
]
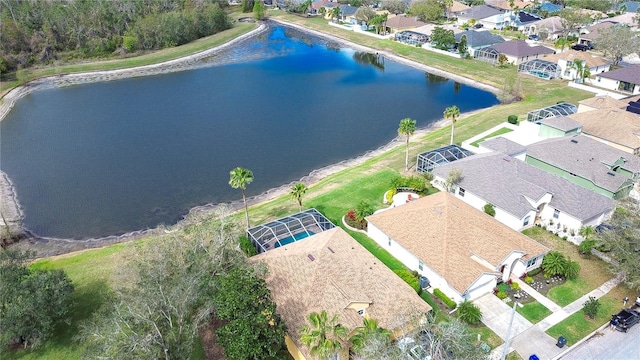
[{"left": 501, "top": 301, "right": 518, "bottom": 360}]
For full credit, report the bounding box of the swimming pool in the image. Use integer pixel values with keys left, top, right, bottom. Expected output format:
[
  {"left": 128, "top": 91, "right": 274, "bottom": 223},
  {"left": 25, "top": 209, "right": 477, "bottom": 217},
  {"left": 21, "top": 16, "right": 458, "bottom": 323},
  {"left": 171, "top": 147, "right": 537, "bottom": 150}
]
[{"left": 274, "top": 231, "right": 315, "bottom": 248}]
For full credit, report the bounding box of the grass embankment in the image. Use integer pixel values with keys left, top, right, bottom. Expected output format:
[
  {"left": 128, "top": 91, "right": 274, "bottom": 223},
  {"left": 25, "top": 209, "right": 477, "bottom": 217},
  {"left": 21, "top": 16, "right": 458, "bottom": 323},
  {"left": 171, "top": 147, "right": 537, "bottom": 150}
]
[
  {"left": 0, "top": 18, "right": 256, "bottom": 97},
  {"left": 10, "top": 11, "right": 597, "bottom": 359},
  {"left": 470, "top": 127, "right": 514, "bottom": 147}
]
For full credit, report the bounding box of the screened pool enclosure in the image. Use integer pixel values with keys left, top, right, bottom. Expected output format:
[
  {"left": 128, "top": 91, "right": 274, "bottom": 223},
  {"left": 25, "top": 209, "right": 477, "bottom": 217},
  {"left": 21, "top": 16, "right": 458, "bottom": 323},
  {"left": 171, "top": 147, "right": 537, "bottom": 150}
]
[
  {"left": 518, "top": 59, "right": 560, "bottom": 80},
  {"left": 416, "top": 145, "right": 474, "bottom": 174},
  {"left": 247, "top": 209, "right": 335, "bottom": 253},
  {"left": 526, "top": 102, "right": 577, "bottom": 122}
]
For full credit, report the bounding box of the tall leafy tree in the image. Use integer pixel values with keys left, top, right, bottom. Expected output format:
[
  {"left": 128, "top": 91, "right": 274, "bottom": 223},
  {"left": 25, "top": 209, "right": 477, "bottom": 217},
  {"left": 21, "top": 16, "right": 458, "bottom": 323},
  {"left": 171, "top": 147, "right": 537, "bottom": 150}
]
[
  {"left": 214, "top": 266, "right": 287, "bottom": 360},
  {"left": 331, "top": 7, "right": 342, "bottom": 22},
  {"left": 300, "top": 311, "right": 348, "bottom": 360},
  {"left": 253, "top": 0, "right": 265, "bottom": 20},
  {"left": 229, "top": 167, "right": 254, "bottom": 229},
  {"left": 444, "top": 105, "right": 460, "bottom": 145},
  {"left": 458, "top": 34, "right": 468, "bottom": 55},
  {"left": 0, "top": 250, "right": 74, "bottom": 351},
  {"left": 290, "top": 182, "right": 308, "bottom": 211},
  {"left": 594, "top": 25, "right": 640, "bottom": 65},
  {"left": 398, "top": 117, "right": 417, "bottom": 171},
  {"left": 410, "top": 0, "right": 446, "bottom": 22}
]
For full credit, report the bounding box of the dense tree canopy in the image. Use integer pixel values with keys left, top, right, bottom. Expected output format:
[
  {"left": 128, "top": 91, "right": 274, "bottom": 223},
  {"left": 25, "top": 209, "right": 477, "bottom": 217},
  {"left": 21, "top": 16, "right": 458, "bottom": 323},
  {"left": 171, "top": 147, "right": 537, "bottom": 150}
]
[
  {"left": 409, "top": 0, "right": 446, "bottom": 22},
  {"left": 0, "top": 250, "right": 74, "bottom": 351},
  {"left": 0, "top": 0, "right": 231, "bottom": 73},
  {"left": 593, "top": 25, "right": 640, "bottom": 65}
]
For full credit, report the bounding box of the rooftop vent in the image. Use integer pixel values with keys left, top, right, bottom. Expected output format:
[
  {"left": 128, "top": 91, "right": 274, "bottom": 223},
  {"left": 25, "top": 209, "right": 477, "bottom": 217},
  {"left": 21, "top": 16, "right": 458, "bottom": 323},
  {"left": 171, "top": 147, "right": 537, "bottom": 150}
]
[
  {"left": 434, "top": 208, "right": 442, "bottom": 215},
  {"left": 327, "top": 247, "right": 335, "bottom": 253},
  {"left": 570, "top": 139, "right": 578, "bottom": 143},
  {"left": 307, "top": 254, "right": 316, "bottom": 261},
  {"left": 503, "top": 156, "right": 511, "bottom": 162},
  {"left": 607, "top": 171, "right": 616, "bottom": 176}
]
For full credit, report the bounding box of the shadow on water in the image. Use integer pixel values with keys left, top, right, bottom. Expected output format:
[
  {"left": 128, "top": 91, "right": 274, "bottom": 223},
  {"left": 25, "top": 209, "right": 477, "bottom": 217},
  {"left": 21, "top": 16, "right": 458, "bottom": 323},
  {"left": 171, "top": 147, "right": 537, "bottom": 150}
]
[{"left": 353, "top": 51, "right": 385, "bottom": 71}]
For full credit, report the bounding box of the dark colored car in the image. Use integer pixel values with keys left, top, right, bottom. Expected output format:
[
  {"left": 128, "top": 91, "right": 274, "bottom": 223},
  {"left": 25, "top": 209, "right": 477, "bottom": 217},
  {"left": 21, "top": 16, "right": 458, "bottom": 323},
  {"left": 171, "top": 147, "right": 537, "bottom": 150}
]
[
  {"left": 611, "top": 308, "right": 640, "bottom": 332},
  {"left": 528, "top": 34, "right": 540, "bottom": 41},
  {"left": 571, "top": 43, "right": 591, "bottom": 51},
  {"left": 473, "top": 23, "right": 483, "bottom": 29}
]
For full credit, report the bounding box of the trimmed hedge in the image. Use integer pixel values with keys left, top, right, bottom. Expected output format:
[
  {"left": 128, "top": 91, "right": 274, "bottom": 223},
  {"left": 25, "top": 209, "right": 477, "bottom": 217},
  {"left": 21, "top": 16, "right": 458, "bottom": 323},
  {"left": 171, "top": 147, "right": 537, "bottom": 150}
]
[
  {"left": 433, "top": 288, "right": 457, "bottom": 309},
  {"left": 507, "top": 114, "right": 518, "bottom": 124},
  {"left": 394, "top": 269, "right": 421, "bottom": 294},
  {"left": 239, "top": 235, "right": 257, "bottom": 257}
]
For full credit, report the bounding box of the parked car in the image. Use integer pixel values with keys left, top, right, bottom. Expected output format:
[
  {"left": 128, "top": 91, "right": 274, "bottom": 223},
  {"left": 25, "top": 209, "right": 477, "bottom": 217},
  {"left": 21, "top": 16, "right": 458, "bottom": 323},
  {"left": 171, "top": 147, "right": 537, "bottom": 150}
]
[
  {"left": 571, "top": 43, "right": 591, "bottom": 51},
  {"left": 611, "top": 308, "right": 640, "bottom": 332},
  {"left": 473, "top": 23, "right": 483, "bottom": 29},
  {"left": 528, "top": 34, "right": 541, "bottom": 41}
]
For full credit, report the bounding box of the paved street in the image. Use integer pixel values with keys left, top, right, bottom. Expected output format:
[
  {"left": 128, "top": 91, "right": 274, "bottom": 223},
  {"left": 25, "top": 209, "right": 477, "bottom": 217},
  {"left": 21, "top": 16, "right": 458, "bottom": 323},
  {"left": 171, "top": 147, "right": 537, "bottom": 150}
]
[{"left": 559, "top": 322, "right": 640, "bottom": 360}]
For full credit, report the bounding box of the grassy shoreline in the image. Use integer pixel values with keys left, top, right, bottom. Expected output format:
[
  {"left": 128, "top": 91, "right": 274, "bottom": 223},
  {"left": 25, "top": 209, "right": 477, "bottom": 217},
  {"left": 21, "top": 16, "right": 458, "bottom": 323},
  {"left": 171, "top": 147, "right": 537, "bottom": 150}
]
[{"left": 5, "top": 10, "right": 600, "bottom": 359}]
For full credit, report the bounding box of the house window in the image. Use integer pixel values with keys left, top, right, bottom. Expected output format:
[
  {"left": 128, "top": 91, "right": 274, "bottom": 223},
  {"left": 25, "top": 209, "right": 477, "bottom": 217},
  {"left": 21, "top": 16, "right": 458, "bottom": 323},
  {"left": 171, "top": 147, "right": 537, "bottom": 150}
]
[
  {"left": 526, "top": 257, "right": 537, "bottom": 268},
  {"left": 458, "top": 187, "right": 465, "bottom": 197},
  {"left": 523, "top": 215, "right": 531, "bottom": 227},
  {"left": 553, "top": 209, "right": 560, "bottom": 219},
  {"left": 419, "top": 261, "right": 424, "bottom": 271}
]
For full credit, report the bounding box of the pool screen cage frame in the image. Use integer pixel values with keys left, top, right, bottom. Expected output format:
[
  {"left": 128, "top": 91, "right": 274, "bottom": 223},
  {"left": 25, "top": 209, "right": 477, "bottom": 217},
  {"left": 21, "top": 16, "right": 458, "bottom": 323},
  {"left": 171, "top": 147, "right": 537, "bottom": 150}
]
[
  {"left": 526, "top": 102, "right": 577, "bottom": 122},
  {"left": 395, "top": 31, "right": 429, "bottom": 46},
  {"left": 248, "top": 208, "right": 335, "bottom": 253},
  {"left": 517, "top": 59, "right": 561, "bottom": 80},
  {"left": 474, "top": 47, "right": 500, "bottom": 64},
  {"left": 416, "top": 144, "right": 474, "bottom": 174}
]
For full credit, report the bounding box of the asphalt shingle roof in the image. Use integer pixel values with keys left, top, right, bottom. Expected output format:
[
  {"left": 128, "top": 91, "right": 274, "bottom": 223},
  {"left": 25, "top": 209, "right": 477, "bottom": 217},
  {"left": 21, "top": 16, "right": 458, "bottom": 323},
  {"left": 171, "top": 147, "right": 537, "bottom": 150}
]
[
  {"left": 458, "top": 5, "right": 504, "bottom": 20},
  {"left": 432, "top": 152, "right": 615, "bottom": 221},
  {"left": 480, "top": 137, "right": 526, "bottom": 156},
  {"left": 455, "top": 30, "right": 505, "bottom": 48},
  {"left": 525, "top": 135, "right": 640, "bottom": 192},
  {"left": 366, "top": 192, "right": 549, "bottom": 294},
  {"left": 599, "top": 65, "right": 640, "bottom": 86},
  {"left": 489, "top": 40, "right": 555, "bottom": 57},
  {"left": 250, "top": 227, "right": 431, "bottom": 359},
  {"left": 538, "top": 116, "right": 583, "bottom": 132},
  {"left": 570, "top": 108, "right": 640, "bottom": 150}
]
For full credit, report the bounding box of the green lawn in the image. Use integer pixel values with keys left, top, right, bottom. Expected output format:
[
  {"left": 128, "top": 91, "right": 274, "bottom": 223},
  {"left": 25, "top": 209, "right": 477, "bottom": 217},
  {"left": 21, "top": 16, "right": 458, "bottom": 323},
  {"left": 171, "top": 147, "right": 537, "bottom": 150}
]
[
  {"left": 470, "top": 127, "right": 514, "bottom": 147},
  {"left": 515, "top": 301, "right": 552, "bottom": 324},
  {"left": 469, "top": 324, "right": 503, "bottom": 350},
  {"left": 546, "top": 284, "right": 637, "bottom": 346},
  {"left": 547, "top": 278, "right": 591, "bottom": 307}
]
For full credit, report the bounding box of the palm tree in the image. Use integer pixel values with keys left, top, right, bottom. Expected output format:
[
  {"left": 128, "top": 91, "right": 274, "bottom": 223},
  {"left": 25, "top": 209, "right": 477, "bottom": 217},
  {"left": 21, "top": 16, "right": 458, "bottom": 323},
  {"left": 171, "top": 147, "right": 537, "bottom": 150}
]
[
  {"left": 398, "top": 118, "right": 417, "bottom": 171},
  {"left": 349, "top": 318, "right": 391, "bottom": 353},
  {"left": 229, "top": 167, "right": 254, "bottom": 229},
  {"left": 331, "top": 7, "right": 341, "bottom": 22},
  {"left": 579, "top": 225, "right": 595, "bottom": 240},
  {"left": 300, "top": 311, "right": 348, "bottom": 360},
  {"left": 290, "top": 182, "right": 308, "bottom": 211},
  {"left": 444, "top": 105, "right": 460, "bottom": 145}
]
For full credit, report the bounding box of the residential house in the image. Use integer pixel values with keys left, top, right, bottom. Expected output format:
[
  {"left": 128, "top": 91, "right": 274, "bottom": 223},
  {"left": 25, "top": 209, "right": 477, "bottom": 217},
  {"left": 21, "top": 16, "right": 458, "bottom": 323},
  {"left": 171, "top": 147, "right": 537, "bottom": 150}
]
[
  {"left": 312, "top": 0, "right": 336, "bottom": 17},
  {"left": 539, "top": 50, "right": 610, "bottom": 80},
  {"left": 448, "top": 0, "right": 471, "bottom": 18},
  {"left": 484, "top": 0, "right": 535, "bottom": 11},
  {"left": 511, "top": 11, "right": 542, "bottom": 30},
  {"left": 476, "top": 40, "right": 554, "bottom": 65},
  {"left": 385, "top": 15, "right": 427, "bottom": 33},
  {"left": 454, "top": 29, "right": 505, "bottom": 57},
  {"left": 338, "top": 5, "right": 358, "bottom": 23},
  {"left": 456, "top": 5, "right": 504, "bottom": 27},
  {"left": 536, "top": 116, "right": 583, "bottom": 137},
  {"left": 577, "top": 95, "right": 630, "bottom": 113},
  {"left": 595, "top": 65, "right": 640, "bottom": 95},
  {"left": 525, "top": 134, "right": 640, "bottom": 199},
  {"left": 249, "top": 227, "right": 432, "bottom": 359},
  {"left": 606, "top": 12, "right": 640, "bottom": 29},
  {"left": 431, "top": 152, "right": 614, "bottom": 234},
  {"left": 578, "top": 21, "right": 617, "bottom": 48},
  {"left": 570, "top": 102, "right": 640, "bottom": 155},
  {"left": 524, "top": 16, "right": 566, "bottom": 40},
  {"left": 538, "top": 2, "right": 563, "bottom": 16},
  {"left": 366, "top": 192, "right": 549, "bottom": 303}
]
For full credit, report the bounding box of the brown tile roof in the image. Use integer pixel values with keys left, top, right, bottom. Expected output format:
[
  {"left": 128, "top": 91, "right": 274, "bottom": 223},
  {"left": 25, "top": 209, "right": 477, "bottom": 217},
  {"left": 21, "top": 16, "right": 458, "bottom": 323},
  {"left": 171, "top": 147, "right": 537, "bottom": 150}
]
[
  {"left": 484, "top": 0, "right": 533, "bottom": 10},
  {"left": 366, "top": 192, "right": 548, "bottom": 294},
  {"left": 249, "top": 227, "right": 431, "bottom": 357},
  {"left": 570, "top": 108, "right": 640, "bottom": 150},
  {"left": 541, "top": 49, "right": 610, "bottom": 69},
  {"left": 385, "top": 15, "right": 427, "bottom": 30},
  {"left": 451, "top": 1, "right": 471, "bottom": 13},
  {"left": 579, "top": 95, "right": 629, "bottom": 110},
  {"left": 580, "top": 21, "right": 616, "bottom": 40}
]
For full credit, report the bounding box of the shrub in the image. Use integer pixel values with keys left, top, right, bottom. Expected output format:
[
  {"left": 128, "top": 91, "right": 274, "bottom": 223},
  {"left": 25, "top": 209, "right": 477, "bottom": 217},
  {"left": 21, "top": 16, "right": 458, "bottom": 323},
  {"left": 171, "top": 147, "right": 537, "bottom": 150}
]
[
  {"left": 578, "top": 239, "right": 596, "bottom": 255},
  {"left": 528, "top": 268, "right": 541, "bottom": 277},
  {"left": 497, "top": 283, "right": 509, "bottom": 293},
  {"left": 582, "top": 296, "right": 601, "bottom": 319},
  {"left": 564, "top": 259, "right": 581, "bottom": 280},
  {"left": 542, "top": 251, "right": 567, "bottom": 277},
  {"left": 483, "top": 203, "right": 496, "bottom": 217},
  {"left": 390, "top": 175, "right": 427, "bottom": 193},
  {"left": 511, "top": 282, "right": 520, "bottom": 291},
  {"left": 394, "top": 270, "right": 421, "bottom": 294},
  {"left": 507, "top": 115, "right": 518, "bottom": 124},
  {"left": 239, "top": 235, "right": 257, "bottom": 257},
  {"left": 496, "top": 291, "right": 508, "bottom": 300},
  {"left": 457, "top": 300, "right": 482, "bottom": 325},
  {"left": 525, "top": 276, "right": 533, "bottom": 284},
  {"left": 433, "top": 288, "right": 457, "bottom": 309},
  {"left": 385, "top": 189, "right": 397, "bottom": 204}
]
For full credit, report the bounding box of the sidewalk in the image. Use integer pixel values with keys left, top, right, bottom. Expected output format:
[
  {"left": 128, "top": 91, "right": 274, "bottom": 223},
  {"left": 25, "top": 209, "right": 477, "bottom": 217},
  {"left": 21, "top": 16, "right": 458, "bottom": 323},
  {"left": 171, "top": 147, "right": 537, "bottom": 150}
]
[{"left": 475, "top": 274, "right": 622, "bottom": 359}]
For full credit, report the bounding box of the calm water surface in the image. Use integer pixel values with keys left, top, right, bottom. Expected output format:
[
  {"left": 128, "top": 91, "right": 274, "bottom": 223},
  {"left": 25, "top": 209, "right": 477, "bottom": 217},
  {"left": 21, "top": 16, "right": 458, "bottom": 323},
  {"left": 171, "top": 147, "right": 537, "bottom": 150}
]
[{"left": 0, "top": 25, "right": 499, "bottom": 239}]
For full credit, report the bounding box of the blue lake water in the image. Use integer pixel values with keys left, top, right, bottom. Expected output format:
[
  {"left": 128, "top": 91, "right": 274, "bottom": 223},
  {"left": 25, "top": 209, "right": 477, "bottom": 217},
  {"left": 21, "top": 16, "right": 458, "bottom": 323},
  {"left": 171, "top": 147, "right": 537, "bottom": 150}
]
[{"left": 0, "top": 24, "right": 499, "bottom": 239}]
